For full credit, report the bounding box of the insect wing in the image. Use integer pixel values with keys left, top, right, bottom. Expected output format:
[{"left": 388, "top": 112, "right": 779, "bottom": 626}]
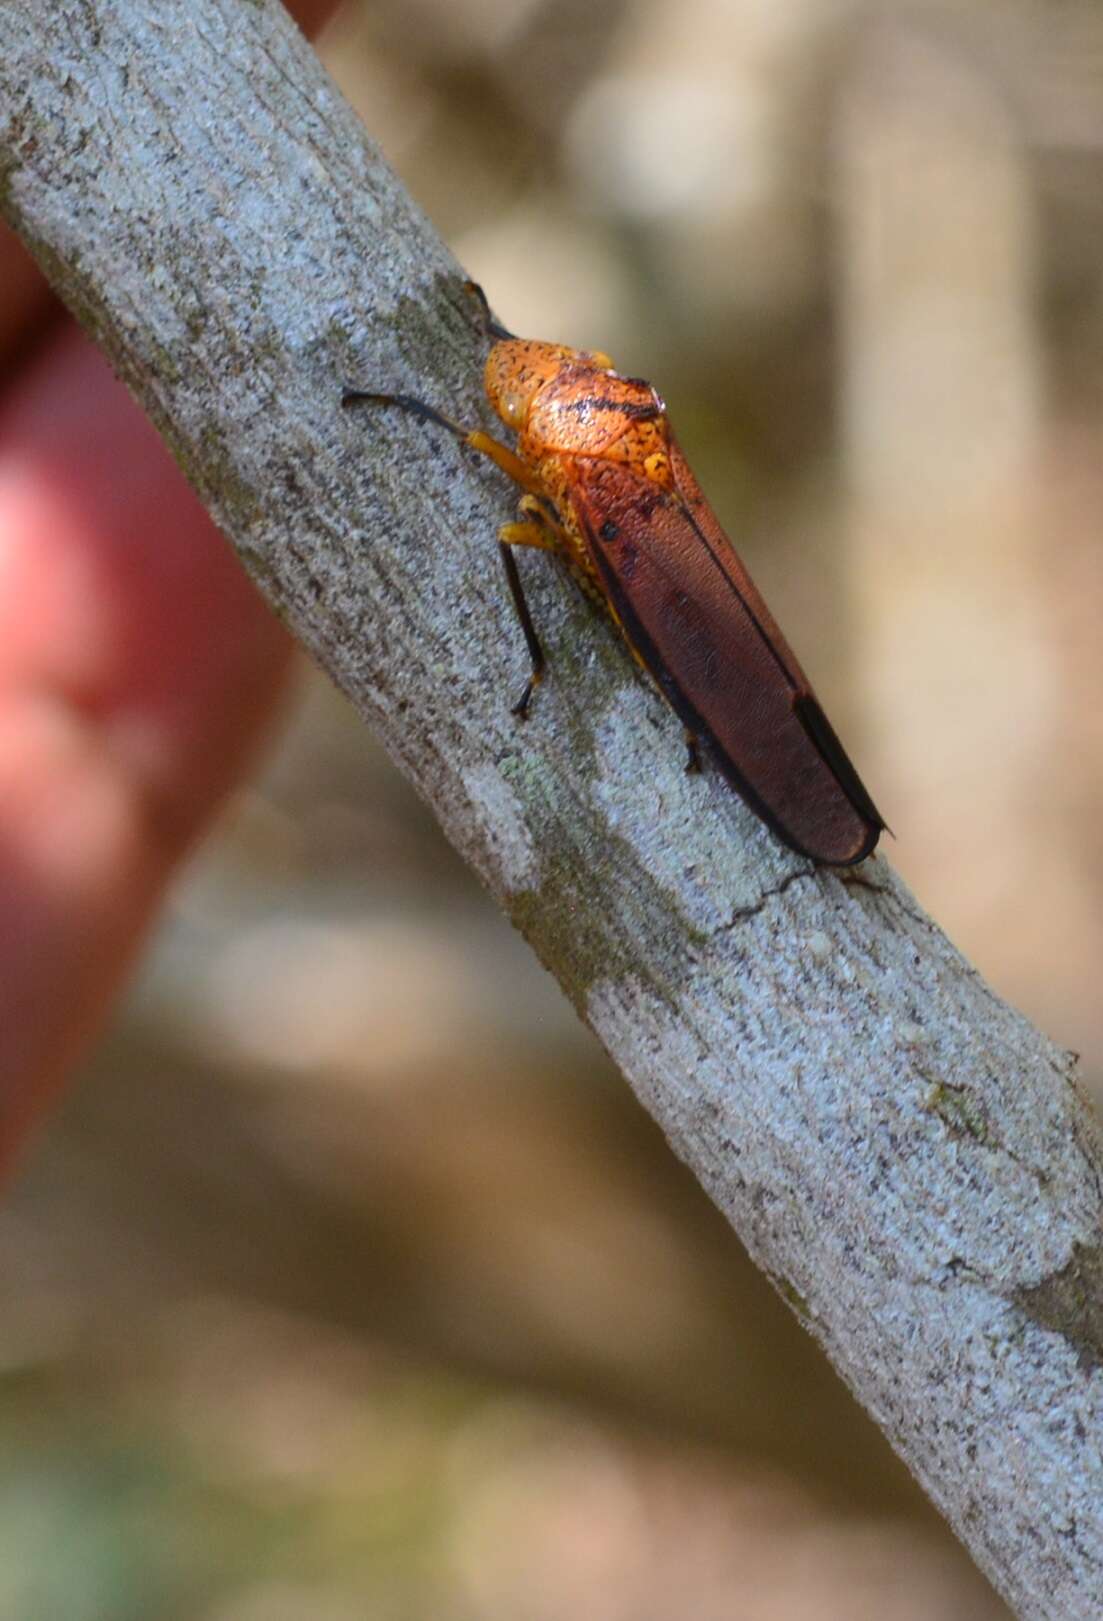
[{"left": 569, "top": 453, "right": 883, "bottom": 865}]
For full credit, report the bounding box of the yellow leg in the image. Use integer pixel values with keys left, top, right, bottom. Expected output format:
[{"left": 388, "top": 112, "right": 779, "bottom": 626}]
[
  {"left": 498, "top": 519, "right": 559, "bottom": 552},
  {"left": 499, "top": 493, "right": 573, "bottom": 552},
  {"left": 465, "top": 430, "right": 545, "bottom": 498}
]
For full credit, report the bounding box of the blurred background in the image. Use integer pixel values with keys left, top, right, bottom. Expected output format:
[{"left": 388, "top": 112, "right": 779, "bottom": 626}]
[{"left": 6, "top": 0, "right": 1103, "bottom": 1614}]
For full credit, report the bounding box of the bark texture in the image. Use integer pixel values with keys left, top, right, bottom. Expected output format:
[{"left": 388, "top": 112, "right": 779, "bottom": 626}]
[{"left": 1, "top": 4, "right": 1101, "bottom": 1615}]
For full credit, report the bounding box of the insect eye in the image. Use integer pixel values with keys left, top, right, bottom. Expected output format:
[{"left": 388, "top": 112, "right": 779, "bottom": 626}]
[{"left": 501, "top": 390, "right": 527, "bottom": 429}]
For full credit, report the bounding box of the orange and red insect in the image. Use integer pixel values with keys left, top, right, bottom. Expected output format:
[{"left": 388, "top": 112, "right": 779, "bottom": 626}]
[{"left": 344, "top": 285, "right": 884, "bottom": 866}]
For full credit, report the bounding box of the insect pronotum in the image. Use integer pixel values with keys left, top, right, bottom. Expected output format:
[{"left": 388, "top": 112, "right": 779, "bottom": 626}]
[{"left": 344, "top": 284, "right": 885, "bottom": 867}]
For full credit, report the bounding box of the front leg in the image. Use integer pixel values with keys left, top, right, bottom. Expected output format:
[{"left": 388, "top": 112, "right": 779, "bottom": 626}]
[
  {"left": 497, "top": 500, "right": 565, "bottom": 718},
  {"left": 343, "top": 388, "right": 561, "bottom": 716}
]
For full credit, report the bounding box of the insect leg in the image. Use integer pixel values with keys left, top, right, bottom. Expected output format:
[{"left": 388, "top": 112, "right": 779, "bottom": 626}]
[
  {"left": 466, "top": 430, "right": 545, "bottom": 496},
  {"left": 344, "top": 387, "right": 560, "bottom": 717},
  {"left": 498, "top": 513, "right": 561, "bottom": 718}
]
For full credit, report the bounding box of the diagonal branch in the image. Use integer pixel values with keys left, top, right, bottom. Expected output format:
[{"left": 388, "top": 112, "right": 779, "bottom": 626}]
[{"left": 1, "top": 3, "right": 1100, "bottom": 1615}]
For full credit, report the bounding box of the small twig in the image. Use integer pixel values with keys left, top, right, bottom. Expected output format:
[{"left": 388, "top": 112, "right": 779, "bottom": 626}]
[{"left": 1, "top": 4, "right": 1101, "bottom": 1615}]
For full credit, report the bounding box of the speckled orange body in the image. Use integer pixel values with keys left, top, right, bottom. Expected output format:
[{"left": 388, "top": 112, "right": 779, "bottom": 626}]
[
  {"left": 475, "top": 334, "right": 884, "bottom": 867},
  {"left": 484, "top": 340, "right": 672, "bottom": 608}
]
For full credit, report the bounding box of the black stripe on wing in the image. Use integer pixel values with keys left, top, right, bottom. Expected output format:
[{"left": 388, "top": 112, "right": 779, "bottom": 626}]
[
  {"left": 572, "top": 465, "right": 885, "bottom": 858},
  {"left": 793, "top": 695, "right": 887, "bottom": 835}
]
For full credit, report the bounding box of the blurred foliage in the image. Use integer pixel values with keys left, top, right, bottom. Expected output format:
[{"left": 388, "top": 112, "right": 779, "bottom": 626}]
[{"left": 11, "top": 0, "right": 1103, "bottom": 1613}]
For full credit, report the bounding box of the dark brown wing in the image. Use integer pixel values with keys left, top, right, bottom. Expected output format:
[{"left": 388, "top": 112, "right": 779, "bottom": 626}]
[{"left": 566, "top": 449, "right": 884, "bottom": 865}]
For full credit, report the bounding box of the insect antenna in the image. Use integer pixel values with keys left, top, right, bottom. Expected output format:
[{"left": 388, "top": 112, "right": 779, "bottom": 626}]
[
  {"left": 341, "top": 390, "right": 468, "bottom": 441},
  {"left": 464, "top": 280, "right": 514, "bottom": 342}
]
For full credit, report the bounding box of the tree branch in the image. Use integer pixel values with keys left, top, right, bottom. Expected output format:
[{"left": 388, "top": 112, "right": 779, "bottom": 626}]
[{"left": 1, "top": 3, "right": 1100, "bottom": 1614}]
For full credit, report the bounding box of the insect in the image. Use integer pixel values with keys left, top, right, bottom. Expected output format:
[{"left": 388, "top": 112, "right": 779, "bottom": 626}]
[{"left": 344, "top": 285, "right": 884, "bottom": 866}]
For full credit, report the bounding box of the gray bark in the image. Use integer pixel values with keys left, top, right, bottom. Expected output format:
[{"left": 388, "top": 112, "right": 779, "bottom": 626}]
[{"left": 1, "top": 3, "right": 1100, "bottom": 1615}]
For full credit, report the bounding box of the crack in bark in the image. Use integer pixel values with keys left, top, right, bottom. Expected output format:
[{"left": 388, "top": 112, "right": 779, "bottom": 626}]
[
  {"left": 720, "top": 865, "right": 815, "bottom": 929},
  {"left": 839, "top": 868, "right": 933, "bottom": 934}
]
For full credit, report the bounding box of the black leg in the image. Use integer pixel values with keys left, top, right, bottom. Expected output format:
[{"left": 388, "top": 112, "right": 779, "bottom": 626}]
[
  {"left": 684, "top": 731, "right": 702, "bottom": 774},
  {"left": 499, "top": 542, "right": 546, "bottom": 718}
]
